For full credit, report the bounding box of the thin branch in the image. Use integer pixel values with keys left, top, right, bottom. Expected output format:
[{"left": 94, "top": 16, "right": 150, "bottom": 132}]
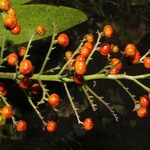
[
  {"left": 63, "top": 82, "right": 83, "bottom": 124},
  {"left": 140, "top": 49, "right": 150, "bottom": 62},
  {"left": 84, "top": 84, "right": 119, "bottom": 121},
  {"left": 82, "top": 85, "right": 97, "bottom": 111}
]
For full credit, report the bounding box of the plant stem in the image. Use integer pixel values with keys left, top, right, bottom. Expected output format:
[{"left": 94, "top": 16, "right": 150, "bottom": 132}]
[
  {"left": 39, "top": 32, "right": 57, "bottom": 75},
  {"left": 86, "top": 31, "right": 103, "bottom": 64},
  {"left": 23, "top": 33, "right": 36, "bottom": 60},
  {"left": 140, "top": 49, "right": 150, "bottom": 62},
  {"left": 23, "top": 90, "right": 46, "bottom": 125},
  {"left": 63, "top": 82, "right": 83, "bottom": 124}
]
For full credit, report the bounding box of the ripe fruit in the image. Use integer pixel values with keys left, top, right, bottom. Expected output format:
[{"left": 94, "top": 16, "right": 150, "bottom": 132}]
[
  {"left": 19, "top": 60, "right": 33, "bottom": 75},
  {"left": 84, "top": 42, "right": 93, "bottom": 52},
  {"left": 73, "top": 73, "right": 84, "bottom": 84},
  {"left": 48, "top": 93, "right": 60, "bottom": 107},
  {"left": 83, "top": 118, "right": 94, "bottom": 131},
  {"left": 140, "top": 96, "right": 149, "bottom": 107},
  {"left": 103, "top": 25, "right": 114, "bottom": 38},
  {"left": 16, "top": 120, "right": 27, "bottom": 132},
  {"left": 4, "top": 14, "right": 17, "bottom": 29},
  {"left": 0, "top": 0, "right": 11, "bottom": 11},
  {"left": 75, "top": 61, "right": 87, "bottom": 75},
  {"left": 75, "top": 55, "right": 86, "bottom": 62},
  {"left": 46, "top": 121, "right": 57, "bottom": 132},
  {"left": 2, "top": 105, "right": 13, "bottom": 119},
  {"left": 18, "top": 46, "right": 27, "bottom": 57},
  {"left": 65, "top": 51, "right": 73, "bottom": 60},
  {"left": 80, "top": 46, "right": 91, "bottom": 58},
  {"left": 0, "top": 114, "right": 6, "bottom": 126},
  {"left": 7, "top": 7, "right": 16, "bottom": 16},
  {"left": 85, "top": 33, "right": 94, "bottom": 42},
  {"left": 131, "top": 51, "right": 140, "bottom": 64},
  {"left": 36, "top": 25, "right": 46, "bottom": 35},
  {"left": 31, "top": 83, "right": 41, "bottom": 95},
  {"left": 0, "top": 82, "right": 7, "bottom": 96},
  {"left": 110, "top": 58, "right": 122, "bottom": 74},
  {"left": 19, "top": 77, "right": 31, "bottom": 89},
  {"left": 99, "top": 43, "right": 110, "bottom": 56},
  {"left": 7, "top": 53, "right": 18, "bottom": 66},
  {"left": 143, "top": 57, "right": 150, "bottom": 69},
  {"left": 57, "top": 33, "right": 69, "bottom": 47},
  {"left": 10, "top": 22, "right": 21, "bottom": 35},
  {"left": 124, "top": 44, "right": 137, "bottom": 57},
  {"left": 137, "top": 107, "right": 147, "bottom": 118}
]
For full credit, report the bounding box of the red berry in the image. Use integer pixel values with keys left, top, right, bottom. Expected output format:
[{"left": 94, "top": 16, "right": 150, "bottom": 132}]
[
  {"left": 7, "top": 53, "right": 18, "bottom": 66},
  {"left": 103, "top": 25, "right": 114, "bottom": 38},
  {"left": 68, "top": 59, "right": 76, "bottom": 70},
  {"left": 48, "top": 93, "right": 60, "bottom": 107},
  {"left": 83, "top": 118, "right": 94, "bottom": 131},
  {"left": 31, "top": 83, "right": 41, "bottom": 95},
  {"left": 0, "top": 0, "right": 11, "bottom": 11},
  {"left": 7, "top": 7, "right": 16, "bottom": 16},
  {"left": 80, "top": 46, "right": 91, "bottom": 58},
  {"left": 2, "top": 105, "right": 13, "bottom": 119},
  {"left": 18, "top": 46, "right": 27, "bottom": 57},
  {"left": 84, "top": 42, "right": 93, "bottom": 52},
  {"left": 10, "top": 22, "right": 21, "bottom": 35},
  {"left": 75, "top": 61, "right": 87, "bottom": 75},
  {"left": 57, "top": 33, "right": 69, "bottom": 47},
  {"left": 137, "top": 107, "right": 147, "bottom": 118},
  {"left": 19, "top": 60, "right": 33, "bottom": 75},
  {"left": 140, "top": 96, "right": 149, "bottom": 107},
  {"left": 85, "top": 33, "right": 94, "bottom": 43},
  {"left": 4, "top": 14, "right": 17, "bottom": 29},
  {"left": 19, "top": 77, "right": 31, "bottom": 89},
  {"left": 110, "top": 58, "right": 122, "bottom": 74},
  {"left": 36, "top": 25, "right": 46, "bottom": 35},
  {"left": 124, "top": 44, "right": 137, "bottom": 57},
  {"left": 75, "top": 55, "right": 86, "bottom": 62},
  {"left": 16, "top": 120, "right": 27, "bottom": 132},
  {"left": 99, "top": 43, "right": 110, "bottom": 56},
  {"left": 143, "top": 57, "right": 150, "bottom": 69},
  {"left": 131, "top": 50, "right": 140, "bottom": 64},
  {"left": 0, "top": 82, "right": 7, "bottom": 96},
  {"left": 46, "top": 121, "right": 57, "bottom": 132},
  {"left": 73, "top": 73, "right": 84, "bottom": 84}
]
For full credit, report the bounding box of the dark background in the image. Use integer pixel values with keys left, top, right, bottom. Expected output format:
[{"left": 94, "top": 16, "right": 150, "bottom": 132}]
[{"left": 0, "top": 0, "right": 150, "bottom": 149}]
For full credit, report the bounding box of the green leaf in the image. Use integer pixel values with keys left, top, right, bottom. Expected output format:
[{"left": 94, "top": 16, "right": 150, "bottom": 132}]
[
  {"left": 11, "top": 0, "right": 31, "bottom": 6},
  {"left": 0, "top": 4, "right": 87, "bottom": 45}
]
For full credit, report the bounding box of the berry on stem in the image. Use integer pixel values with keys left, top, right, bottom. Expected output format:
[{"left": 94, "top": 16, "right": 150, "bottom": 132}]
[
  {"left": 83, "top": 118, "right": 94, "bottom": 131},
  {"left": 7, "top": 53, "right": 18, "bottom": 66},
  {"left": 10, "top": 22, "right": 21, "bottom": 35},
  {"left": 57, "top": 33, "right": 69, "bottom": 47},
  {"left": 16, "top": 120, "right": 27, "bottom": 132},
  {"left": 124, "top": 43, "right": 137, "bottom": 57},
  {"left": 0, "top": 0, "right": 11, "bottom": 11},
  {"left": 46, "top": 121, "right": 57, "bottom": 132},
  {"left": 103, "top": 25, "right": 114, "bottom": 38},
  {"left": 48, "top": 93, "right": 60, "bottom": 107},
  {"left": 99, "top": 43, "right": 110, "bottom": 56},
  {"left": 75, "top": 61, "right": 87, "bottom": 75},
  {"left": 36, "top": 25, "right": 46, "bottom": 36},
  {"left": 2, "top": 105, "right": 13, "bottom": 119},
  {"left": 4, "top": 14, "right": 17, "bottom": 29},
  {"left": 19, "top": 60, "right": 33, "bottom": 75},
  {"left": 143, "top": 57, "right": 150, "bottom": 69},
  {"left": 0, "top": 82, "right": 7, "bottom": 96},
  {"left": 137, "top": 107, "right": 147, "bottom": 118},
  {"left": 85, "top": 33, "right": 94, "bottom": 43},
  {"left": 18, "top": 46, "right": 27, "bottom": 57}
]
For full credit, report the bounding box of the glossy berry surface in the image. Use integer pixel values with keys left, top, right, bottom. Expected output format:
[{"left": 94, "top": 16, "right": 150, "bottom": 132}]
[
  {"left": 46, "top": 121, "right": 57, "bottom": 132},
  {"left": 11, "top": 22, "right": 21, "bottom": 35},
  {"left": 2, "top": 106, "right": 13, "bottom": 119},
  {"left": 75, "top": 61, "right": 87, "bottom": 75},
  {"left": 7, "top": 53, "right": 18, "bottom": 66},
  {"left": 103, "top": 25, "right": 114, "bottom": 38},
  {"left": 36, "top": 25, "right": 46, "bottom": 35},
  {"left": 143, "top": 57, "right": 150, "bottom": 69},
  {"left": 124, "top": 44, "right": 137, "bottom": 57},
  {"left": 140, "top": 96, "right": 149, "bottom": 107},
  {"left": 48, "top": 93, "right": 60, "bottom": 107},
  {"left": 83, "top": 118, "right": 94, "bottom": 131},
  {"left": 137, "top": 107, "right": 147, "bottom": 118},
  {"left": 4, "top": 15, "right": 17, "bottom": 29},
  {"left": 57, "top": 33, "right": 69, "bottom": 47},
  {"left": 99, "top": 43, "right": 110, "bottom": 56},
  {"left": 19, "top": 60, "right": 33, "bottom": 75},
  {"left": 18, "top": 46, "right": 27, "bottom": 57},
  {"left": 31, "top": 83, "right": 41, "bottom": 95},
  {"left": 16, "top": 120, "right": 27, "bottom": 132}
]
